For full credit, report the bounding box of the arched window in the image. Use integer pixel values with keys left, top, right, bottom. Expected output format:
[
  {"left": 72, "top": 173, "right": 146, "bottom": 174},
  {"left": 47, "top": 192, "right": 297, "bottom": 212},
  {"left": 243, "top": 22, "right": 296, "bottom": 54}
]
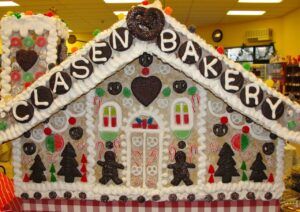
[
  {"left": 99, "top": 102, "right": 122, "bottom": 141},
  {"left": 171, "top": 98, "right": 193, "bottom": 139}
]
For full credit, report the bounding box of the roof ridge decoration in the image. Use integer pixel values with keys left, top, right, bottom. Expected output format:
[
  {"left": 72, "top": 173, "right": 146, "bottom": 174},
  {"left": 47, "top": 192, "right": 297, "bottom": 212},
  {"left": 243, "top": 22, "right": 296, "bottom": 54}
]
[{"left": 0, "top": 0, "right": 299, "bottom": 144}]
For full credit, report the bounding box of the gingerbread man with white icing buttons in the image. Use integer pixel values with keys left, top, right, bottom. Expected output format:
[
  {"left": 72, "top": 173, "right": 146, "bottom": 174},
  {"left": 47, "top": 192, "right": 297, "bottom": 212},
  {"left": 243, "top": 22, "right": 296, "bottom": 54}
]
[
  {"left": 167, "top": 151, "right": 195, "bottom": 186},
  {"left": 97, "top": 151, "right": 124, "bottom": 185}
]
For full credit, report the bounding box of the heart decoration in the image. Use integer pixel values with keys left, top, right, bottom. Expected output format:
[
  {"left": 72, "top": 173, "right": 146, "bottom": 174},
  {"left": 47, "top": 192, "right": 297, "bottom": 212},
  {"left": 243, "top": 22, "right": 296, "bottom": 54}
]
[
  {"left": 127, "top": 7, "right": 165, "bottom": 41},
  {"left": 131, "top": 76, "right": 162, "bottom": 107},
  {"left": 16, "top": 49, "right": 38, "bottom": 71}
]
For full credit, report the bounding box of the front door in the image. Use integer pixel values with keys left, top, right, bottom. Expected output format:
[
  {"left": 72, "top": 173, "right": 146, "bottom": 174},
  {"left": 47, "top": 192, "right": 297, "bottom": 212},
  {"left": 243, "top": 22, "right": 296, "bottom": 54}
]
[{"left": 129, "top": 131, "right": 160, "bottom": 188}]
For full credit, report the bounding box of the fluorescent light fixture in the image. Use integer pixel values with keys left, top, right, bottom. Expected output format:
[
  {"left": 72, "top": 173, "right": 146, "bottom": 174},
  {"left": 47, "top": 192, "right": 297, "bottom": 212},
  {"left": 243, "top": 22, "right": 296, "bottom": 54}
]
[
  {"left": 227, "top": 10, "right": 266, "bottom": 15},
  {"left": 239, "top": 0, "right": 282, "bottom": 3},
  {"left": 104, "top": 0, "right": 142, "bottom": 3},
  {"left": 113, "top": 11, "right": 128, "bottom": 16},
  {"left": 0, "top": 1, "right": 19, "bottom": 7}
]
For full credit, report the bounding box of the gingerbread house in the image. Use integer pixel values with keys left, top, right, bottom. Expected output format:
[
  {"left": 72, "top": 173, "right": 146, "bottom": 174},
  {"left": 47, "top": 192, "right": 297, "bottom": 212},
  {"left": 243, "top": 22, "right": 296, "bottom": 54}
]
[{"left": 0, "top": 1, "right": 299, "bottom": 202}]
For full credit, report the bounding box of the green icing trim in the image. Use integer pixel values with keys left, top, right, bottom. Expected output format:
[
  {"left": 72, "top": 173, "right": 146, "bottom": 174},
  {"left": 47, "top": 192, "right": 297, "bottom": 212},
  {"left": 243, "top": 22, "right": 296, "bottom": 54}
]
[
  {"left": 188, "top": 86, "right": 197, "bottom": 96},
  {"left": 162, "top": 87, "right": 171, "bottom": 97},
  {"left": 95, "top": 88, "right": 105, "bottom": 97},
  {"left": 123, "top": 87, "right": 132, "bottom": 98},
  {"left": 173, "top": 130, "right": 191, "bottom": 140},
  {"left": 100, "top": 131, "right": 118, "bottom": 142}
]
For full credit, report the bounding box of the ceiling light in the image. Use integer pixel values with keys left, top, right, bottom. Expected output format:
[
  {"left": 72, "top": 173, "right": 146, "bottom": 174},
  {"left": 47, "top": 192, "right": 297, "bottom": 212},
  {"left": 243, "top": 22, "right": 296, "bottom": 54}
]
[
  {"left": 68, "top": 29, "right": 73, "bottom": 32},
  {"left": 239, "top": 0, "right": 282, "bottom": 3},
  {"left": 113, "top": 11, "right": 128, "bottom": 16},
  {"left": 227, "top": 10, "right": 266, "bottom": 15},
  {"left": 0, "top": 1, "right": 19, "bottom": 7},
  {"left": 104, "top": 0, "right": 142, "bottom": 3}
]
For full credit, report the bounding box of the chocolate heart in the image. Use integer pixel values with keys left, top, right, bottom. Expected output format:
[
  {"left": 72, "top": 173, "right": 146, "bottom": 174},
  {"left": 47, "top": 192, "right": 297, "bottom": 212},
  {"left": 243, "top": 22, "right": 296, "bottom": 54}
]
[
  {"left": 127, "top": 7, "right": 165, "bottom": 41},
  {"left": 131, "top": 76, "right": 162, "bottom": 107},
  {"left": 16, "top": 49, "right": 38, "bottom": 71}
]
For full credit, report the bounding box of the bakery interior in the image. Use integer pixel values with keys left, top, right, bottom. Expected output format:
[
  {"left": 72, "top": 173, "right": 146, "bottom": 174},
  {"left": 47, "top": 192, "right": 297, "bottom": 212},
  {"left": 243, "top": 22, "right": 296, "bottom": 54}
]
[{"left": 0, "top": 0, "right": 300, "bottom": 210}]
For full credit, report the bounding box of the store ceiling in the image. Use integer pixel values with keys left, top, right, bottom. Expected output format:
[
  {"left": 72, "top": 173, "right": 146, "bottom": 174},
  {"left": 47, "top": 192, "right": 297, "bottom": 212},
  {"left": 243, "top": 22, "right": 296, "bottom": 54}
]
[{"left": 0, "top": 0, "right": 299, "bottom": 33}]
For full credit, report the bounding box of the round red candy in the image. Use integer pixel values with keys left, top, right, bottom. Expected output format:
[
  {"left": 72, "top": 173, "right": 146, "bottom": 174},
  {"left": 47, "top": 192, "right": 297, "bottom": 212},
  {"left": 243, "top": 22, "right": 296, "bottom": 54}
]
[
  {"left": 242, "top": 126, "right": 250, "bottom": 133},
  {"left": 10, "top": 36, "right": 21, "bottom": 47},
  {"left": 11, "top": 70, "right": 21, "bottom": 81},
  {"left": 44, "top": 127, "right": 52, "bottom": 135},
  {"left": 142, "top": 0, "right": 149, "bottom": 5},
  {"left": 45, "top": 11, "right": 55, "bottom": 17},
  {"left": 36, "top": 36, "right": 47, "bottom": 47},
  {"left": 68, "top": 117, "right": 76, "bottom": 125},
  {"left": 220, "top": 116, "right": 228, "bottom": 124},
  {"left": 34, "top": 71, "right": 45, "bottom": 80},
  {"left": 217, "top": 46, "right": 224, "bottom": 55},
  {"left": 141, "top": 67, "right": 150, "bottom": 76},
  {"left": 24, "top": 82, "right": 32, "bottom": 89}
]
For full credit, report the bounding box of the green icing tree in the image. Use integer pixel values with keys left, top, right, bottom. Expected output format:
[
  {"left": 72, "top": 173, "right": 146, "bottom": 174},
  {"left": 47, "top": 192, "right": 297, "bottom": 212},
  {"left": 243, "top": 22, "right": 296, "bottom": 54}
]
[
  {"left": 50, "top": 163, "right": 57, "bottom": 182},
  {"left": 241, "top": 161, "right": 248, "bottom": 181}
]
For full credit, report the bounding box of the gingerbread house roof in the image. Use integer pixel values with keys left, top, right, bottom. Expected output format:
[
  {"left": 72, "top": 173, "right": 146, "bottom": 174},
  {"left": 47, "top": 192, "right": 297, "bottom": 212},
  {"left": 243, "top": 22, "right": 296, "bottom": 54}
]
[{"left": 0, "top": 0, "right": 299, "bottom": 144}]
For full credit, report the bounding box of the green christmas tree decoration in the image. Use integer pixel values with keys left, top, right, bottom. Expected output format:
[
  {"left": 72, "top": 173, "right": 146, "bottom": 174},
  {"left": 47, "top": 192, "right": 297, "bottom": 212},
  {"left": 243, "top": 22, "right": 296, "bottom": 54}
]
[
  {"left": 242, "top": 171, "right": 248, "bottom": 181},
  {"left": 162, "top": 87, "right": 171, "bottom": 97},
  {"left": 188, "top": 86, "right": 197, "bottom": 96},
  {"left": 50, "top": 164, "right": 57, "bottom": 182},
  {"left": 240, "top": 161, "right": 247, "bottom": 170},
  {"left": 122, "top": 87, "right": 132, "bottom": 98},
  {"left": 95, "top": 87, "right": 105, "bottom": 97}
]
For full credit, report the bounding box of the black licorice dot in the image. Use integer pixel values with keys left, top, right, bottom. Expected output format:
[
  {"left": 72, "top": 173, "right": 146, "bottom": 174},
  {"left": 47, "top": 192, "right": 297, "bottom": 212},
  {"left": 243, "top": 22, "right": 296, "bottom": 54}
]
[
  {"left": 204, "top": 194, "right": 213, "bottom": 202},
  {"left": 169, "top": 194, "right": 177, "bottom": 201},
  {"left": 269, "top": 133, "right": 278, "bottom": 140},
  {"left": 231, "top": 192, "right": 239, "bottom": 200},
  {"left": 218, "top": 193, "right": 225, "bottom": 200},
  {"left": 48, "top": 63, "right": 55, "bottom": 70},
  {"left": 226, "top": 106, "right": 234, "bottom": 113},
  {"left": 23, "top": 131, "right": 31, "bottom": 138},
  {"left": 79, "top": 192, "right": 86, "bottom": 200},
  {"left": 101, "top": 195, "right": 109, "bottom": 202},
  {"left": 245, "top": 117, "right": 253, "bottom": 123},
  {"left": 49, "top": 191, "right": 57, "bottom": 199},
  {"left": 246, "top": 192, "right": 255, "bottom": 200},
  {"left": 178, "top": 141, "right": 186, "bottom": 149},
  {"left": 265, "top": 192, "right": 272, "bottom": 200},
  {"left": 119, "top": 195, "right": 128, "bottom": 202},
  {"left": 137, "top": 196, "right": 145, "bottom": 203},
  {"left": 105, "top": 141, "right": 114, "bottom": 149},
  {"left": 187, "top": 194, "right": 195, "bottom": 201},
  {"left": 64, "top": 192, "right": 72, "bottom": 199},
  {"left": 34, "top": 192, "right": 42, "bottom": 200},
  {"left": 21, "top": 193, "right": 29, "bottom": 199},
  {"left": 152, "top": 195, "right": 160, "bottom": 201}
]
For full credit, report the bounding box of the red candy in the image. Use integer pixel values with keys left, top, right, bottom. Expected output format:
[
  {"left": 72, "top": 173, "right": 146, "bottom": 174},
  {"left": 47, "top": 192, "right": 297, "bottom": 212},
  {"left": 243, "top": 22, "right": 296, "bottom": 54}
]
[
  {"left": 24, "top": 82, "right": 32, "bottom": 89},
  {"left": 44, "top": 127, "right": 52, "bottom": 135},
  {"left": 44, "top": 11, "right": 55, "bottom": 17},
  {"left": 34, "top": 71, "right": 45, "bottom": 80},
  {"left": 141, "top": 67, "right": 150, "bottom": 76},
  {"left": 142, "top": 0, "right": 149, "bottom": 5},
  {"left": 242, "top": 126, "right": 250, "bottom": 134},
  {"left": 217, "top": 46, "right": 224, "bottom": 55},
  {"left": 10, "top": 36, "right": 21, "bottom": 47},
  {"left": 68, "top": 117, "right": 76, "bottom": 125},
  {"left": 36, "top": 36, "right": 47, "bottom": 47},
  {"left": 11, "top": 70, "right": 21, "bottom": 81},
  {"left": 220, "top": 116, "right": 228, "bottom": 124}
]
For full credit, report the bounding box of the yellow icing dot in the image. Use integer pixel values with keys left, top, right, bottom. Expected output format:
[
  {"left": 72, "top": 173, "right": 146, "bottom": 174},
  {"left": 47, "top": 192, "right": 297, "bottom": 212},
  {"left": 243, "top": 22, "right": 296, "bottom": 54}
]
[
  {"left": 265, "top": 79, "right": 274, "bottom": 88},
  {"left": 3, "top": 95, "right": 12, "bottom": 102},
  {"left": 117, "top": 13, "right": 125, "bottom": 20}
]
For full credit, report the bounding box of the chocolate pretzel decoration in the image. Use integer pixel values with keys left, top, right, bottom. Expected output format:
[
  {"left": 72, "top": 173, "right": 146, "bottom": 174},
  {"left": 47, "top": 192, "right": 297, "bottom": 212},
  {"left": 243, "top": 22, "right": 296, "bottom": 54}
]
[
  {"left": 127, "top": 7, "right": 165, "bottom": 41},
  {"left": 0, "top": 165, "right": 6, "bottom": 175}
]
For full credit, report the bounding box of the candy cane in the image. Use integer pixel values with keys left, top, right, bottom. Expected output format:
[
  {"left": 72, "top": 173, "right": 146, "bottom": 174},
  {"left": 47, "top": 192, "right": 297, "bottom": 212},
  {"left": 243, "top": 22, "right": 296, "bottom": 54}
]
[
  {"left": 168, "top": 145, "right": 176, "bottom": 161},
  {"left": 93, "top": 96, "right": 102, "bottom": 114},
  {"left": 113, "top": 139, "right": 121, "bottom": 159},
  {"left": 96, "top": 141, "right": 105, "bottom": 160},
  {"left": 188, "top": 144, "right": 198, "bottom": 163},
  {"left": 192, "top": 95, "right": 196, "bottom": 112},
  {"left": 147, "top": 148, "right": 158, "bottom": 166},
  {"left": 132, "top": 149, "right": 142, "bottom": 166},
  {"left": 197, "top": 94, "right": 200, "bottom": 104}
]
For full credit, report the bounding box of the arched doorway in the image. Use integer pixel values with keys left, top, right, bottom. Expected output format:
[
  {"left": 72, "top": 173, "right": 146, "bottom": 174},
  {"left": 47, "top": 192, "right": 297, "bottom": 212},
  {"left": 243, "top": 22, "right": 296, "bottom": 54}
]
[{"left": 126, "top": 113, "right": 163, "bottom": 189}]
